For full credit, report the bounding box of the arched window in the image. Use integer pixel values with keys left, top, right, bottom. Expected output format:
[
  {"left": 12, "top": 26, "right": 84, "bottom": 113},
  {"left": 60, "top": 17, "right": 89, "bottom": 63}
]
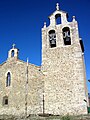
[
  {"left": 55, "top": 14, "right": 61, "bottom": 25},
  {"left": 3, "top": 96, "right": 8, "bottom": 106},
  {"left": 6, "top": 72, "right": 11, "bottom": 87},
  {"left": 62, "top": 27, "right": 71, "bottom": 45},
  {"left": 49, "top": 30, "right": 56, "bottom": 48},
  {"left": 11, "top": 50, "right": 14, "bottom": 57}
]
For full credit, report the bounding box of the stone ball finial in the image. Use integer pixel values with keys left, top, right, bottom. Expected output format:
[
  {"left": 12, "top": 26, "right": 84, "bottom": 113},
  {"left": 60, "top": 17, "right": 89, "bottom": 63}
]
[
  {"left": 44, "top": 22, "right": 46, "bottom": 28},
  {"left": 56, "top": 3, "right": 59, "bottom": 10},
  {"left": 72, "top": 16, "right": 76, "bottom": 22}
]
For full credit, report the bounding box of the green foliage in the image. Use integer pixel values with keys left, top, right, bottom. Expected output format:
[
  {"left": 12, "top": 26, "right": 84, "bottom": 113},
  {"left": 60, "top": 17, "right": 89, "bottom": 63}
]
[
  {"left": 87, "top": 107, "right": 90, "bottom": 113},
  {"left": 61, "top": 115, "right": 72, "bottom": 120}
]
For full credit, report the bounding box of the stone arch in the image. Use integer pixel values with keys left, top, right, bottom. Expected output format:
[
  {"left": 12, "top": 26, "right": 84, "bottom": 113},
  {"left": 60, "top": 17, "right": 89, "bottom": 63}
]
[
  {"left": 62, "top": 27, "right": 71, "bottom": 45},
  {"left": 49, "top": 30, "right": 56, "bottom": 48},
  {"left": 55, "top": 13, "right": 61, "bottom": 25}
]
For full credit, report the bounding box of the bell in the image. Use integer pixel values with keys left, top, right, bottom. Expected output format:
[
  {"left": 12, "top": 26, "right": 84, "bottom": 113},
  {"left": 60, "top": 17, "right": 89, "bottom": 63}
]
[
  {"left": 51, "top": 40, "right": 55, "bottom": 44},
  {"left": 66, "top": 37, "right": 70, "bottom": 42}
]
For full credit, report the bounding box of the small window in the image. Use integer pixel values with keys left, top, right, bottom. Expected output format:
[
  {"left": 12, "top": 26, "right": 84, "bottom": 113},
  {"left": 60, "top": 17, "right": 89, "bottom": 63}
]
[
  {"left": 49, "top": 30, "right": 56, "bottom": 48},
  {"left": 55, "top": 14, "right": 61, "bottom": 25},
  {"left": 79, "top": 39, "right": 84, "bottom": 53},
  {"left": 62, "top": 27, "right": 71, "bottom": 45},
  {"left": 6, "top": 72, "right": 11, "bottom": 87},
  {"left": 3, "top": 96, "right": 8, "bottom": 106},
  {"left": 11, "top": 50, "right": 14, "bottom": 57}
]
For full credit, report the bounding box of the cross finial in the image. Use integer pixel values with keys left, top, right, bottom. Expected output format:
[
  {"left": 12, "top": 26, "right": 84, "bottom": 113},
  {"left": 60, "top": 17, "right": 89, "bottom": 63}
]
[
  {"left": 56, "top": 3, "right": 59, "bottom": 10},
  {"left": 12, "top": 44, "right": 15, "bottom": 49}
]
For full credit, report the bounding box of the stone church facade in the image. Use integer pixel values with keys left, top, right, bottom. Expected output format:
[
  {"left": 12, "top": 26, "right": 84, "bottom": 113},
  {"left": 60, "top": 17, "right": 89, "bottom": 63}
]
[{"left": 0, "top": 3, "right": 88, "bottom": 115}]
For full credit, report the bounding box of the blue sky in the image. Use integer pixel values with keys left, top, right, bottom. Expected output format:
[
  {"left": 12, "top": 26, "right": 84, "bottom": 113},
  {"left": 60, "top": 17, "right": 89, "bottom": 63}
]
[{"left": 0, "top": 0, "right": 90, "bottom": 92}]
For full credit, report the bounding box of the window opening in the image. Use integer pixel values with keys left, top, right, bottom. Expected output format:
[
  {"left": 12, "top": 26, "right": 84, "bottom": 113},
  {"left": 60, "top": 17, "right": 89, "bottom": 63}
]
[
  {"left": 6, "top": 72, "right": 11, "bottom": 87},
  {"left": 55, "top": 14, "right": 61, "bottom": 25},
  {"left": 62, "top": 27, "right": 71, "bottom": 45},
  {"left": 79, "top": 39, "right": 84, "bottom": 53},
  {"left": 49, "top": 30, "right": 56, "bottom": 48},
  {"left": 11, "top": 50, "right": 14, "bottom": 57},
  {"left": 3, "top": 96, "right": 8, "bottom": 106}
]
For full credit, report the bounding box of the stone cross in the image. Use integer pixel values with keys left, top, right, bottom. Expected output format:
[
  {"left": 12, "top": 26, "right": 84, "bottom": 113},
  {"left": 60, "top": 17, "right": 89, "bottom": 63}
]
[{"left": 12, "top": 44, "right": 15, "bottom": 49}]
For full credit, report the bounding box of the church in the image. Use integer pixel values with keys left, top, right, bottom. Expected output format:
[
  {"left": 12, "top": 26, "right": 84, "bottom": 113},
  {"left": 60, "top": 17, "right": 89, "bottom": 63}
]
[{"left": 0, "top": 3, "right": 88, "bottom": 116}]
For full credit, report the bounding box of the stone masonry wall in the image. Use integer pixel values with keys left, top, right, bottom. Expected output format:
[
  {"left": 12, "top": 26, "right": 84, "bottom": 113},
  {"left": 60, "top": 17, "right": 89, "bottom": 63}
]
[
  {"left": 0, "top": 58, "right": 44, "bottom": 116},
  {"left": 42, "top": 17, "right": 88, "bottom": 115},
  {"left": 43, "top": 45, "right": 87, "bottom": 115}
]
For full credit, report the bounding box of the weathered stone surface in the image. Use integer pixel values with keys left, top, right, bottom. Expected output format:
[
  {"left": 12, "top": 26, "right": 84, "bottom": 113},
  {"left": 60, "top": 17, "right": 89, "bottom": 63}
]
[
  {"left": 42, "top": 4, "right": 88, "bottom": 115},
  {"left": 0, "top": 58, "right": 44, "bottom": 115},
  {"left": 0, "top": 3, "right": 88, "bottom": 116}
]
